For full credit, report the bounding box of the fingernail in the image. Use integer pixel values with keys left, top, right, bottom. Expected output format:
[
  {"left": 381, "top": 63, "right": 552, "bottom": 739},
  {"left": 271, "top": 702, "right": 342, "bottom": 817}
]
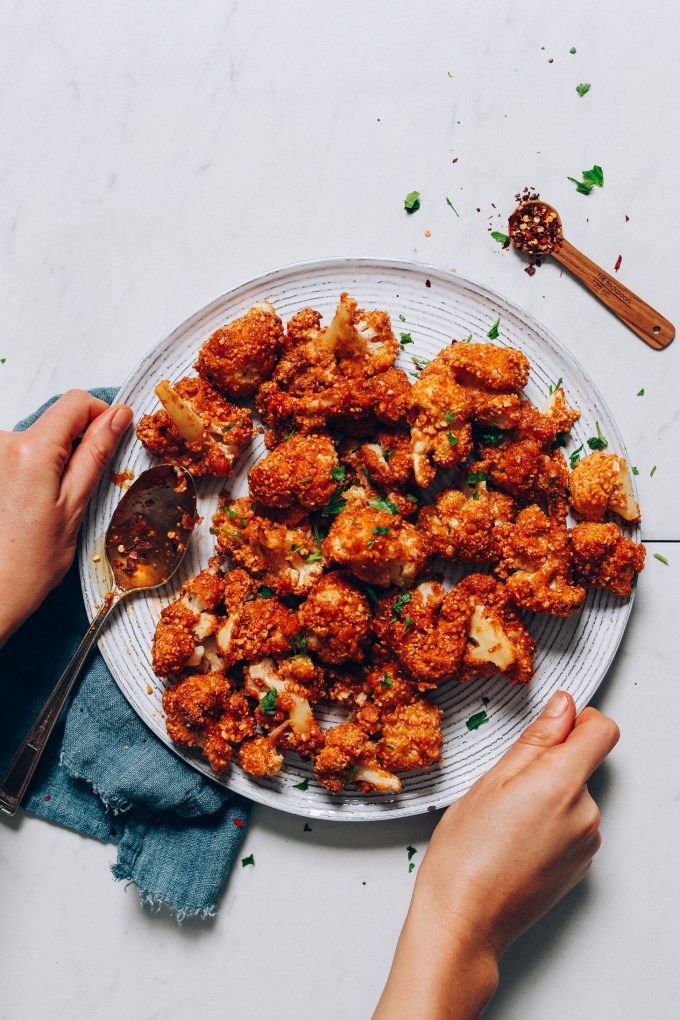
[
  {"left": 544, "top": 691, "right": 570, "bottom": 717},
  {"left": 109, "top": 406, "right": 133, "bottom": 436}
]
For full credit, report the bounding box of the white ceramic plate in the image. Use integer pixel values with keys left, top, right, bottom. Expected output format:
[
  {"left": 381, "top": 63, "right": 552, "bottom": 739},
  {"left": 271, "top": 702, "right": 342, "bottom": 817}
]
[{"left": 79, "top": 258, "right": 639, "bottom": 821}]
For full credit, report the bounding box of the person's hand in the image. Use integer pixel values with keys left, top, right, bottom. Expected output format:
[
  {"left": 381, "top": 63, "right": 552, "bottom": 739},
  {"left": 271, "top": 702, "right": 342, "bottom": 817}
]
[
  {"left": 374, "top": 692, "right": 620, "bottom": 1020},
  {"left": 0, "top": 390, "right": 133, "bottom": 646}
]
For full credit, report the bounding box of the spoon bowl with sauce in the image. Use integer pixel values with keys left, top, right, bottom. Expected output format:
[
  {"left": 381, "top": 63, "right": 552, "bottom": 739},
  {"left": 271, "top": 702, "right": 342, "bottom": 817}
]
[
  {"left": 508, "top": 199, "right": 674, "bottom": 350},
  {"left": 0, "top": 464, "right": 197, "bottom": 816}
]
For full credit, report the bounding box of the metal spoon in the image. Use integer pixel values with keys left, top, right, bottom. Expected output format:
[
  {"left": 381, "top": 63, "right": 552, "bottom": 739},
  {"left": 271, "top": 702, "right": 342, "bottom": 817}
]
[
  {"left": 0, "top": 464, "right": 196, "bottom": 816},
  {"left": 508, "top": 200, "right": 675, "bottom": 350}
]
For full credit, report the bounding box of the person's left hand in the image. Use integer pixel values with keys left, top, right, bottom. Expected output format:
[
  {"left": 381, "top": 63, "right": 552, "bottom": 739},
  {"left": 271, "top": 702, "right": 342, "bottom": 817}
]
[{"left": 0, "top": 390, "right": 133, "bottom": 646}]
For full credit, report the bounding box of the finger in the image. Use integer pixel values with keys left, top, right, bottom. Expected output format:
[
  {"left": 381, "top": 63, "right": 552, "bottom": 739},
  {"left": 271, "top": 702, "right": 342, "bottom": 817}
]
[
  {"left": 61, "top": 404, "right": 133, "bottom": 511},
  {"left": 494, "top": 691, "right": 576, "bottom": 780},
  {"left": 27, "top": 390, "right": 111, "bottom": 448},
  {"left": 555, "top": 709, "right": 620, "bottom": 784}
]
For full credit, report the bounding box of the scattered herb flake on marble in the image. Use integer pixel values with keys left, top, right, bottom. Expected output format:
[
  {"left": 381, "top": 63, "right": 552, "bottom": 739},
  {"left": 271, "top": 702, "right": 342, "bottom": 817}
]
[
  {"left": 407, "top": 845, "right": 418, "bottom": 861},
  {"left": 654, "top": 553, "right": 669, "bottom": 565},
  {"left": 650, "top": 465, "right": 657, "bottom": 477},
  {"left": 570, "top": 46, "right": 577, "bottom": 54},
  {"left": 587, "top": 421, "right": 608, "bottom": 450},
  {"left": 293, "top": 778, "right": 309, "bottom": 791},
  {"left": 0, "top": 357, "right": 6, "bottom": 364},
  {"left": 404, "top": 190, "right": 421, "bottom": 213},
  {"left": 241, "top": 853, "right": 255, "bottom": 867},
  {"left": 491, "top": 230, "right": 510, "bottom": 245},
  {"left": 582, "top": 165, "right": 604, "bottom": 188},
  {"left": 446, "top": 196, "right": 460, "bottom": 217},
  {"left": 614, "top": 254, "right": 622, "bottom": 273},
  {"left": 408, "top": 862, "right": 415, "bottom": 873},
  {"left": 568, "top": 176, "right": 594, "bottom": 195},
  {"left": 576, "top": 82, "right": 591, "bottom": 97},
  {"left": 487, "top": 317, "right": 500, "bottom": 339},
  {"left": 637, "top": 388, "right": 645, "bottom": 396},
  {"left": 466, "top": 710, "right": 489, "bottom": 731}
]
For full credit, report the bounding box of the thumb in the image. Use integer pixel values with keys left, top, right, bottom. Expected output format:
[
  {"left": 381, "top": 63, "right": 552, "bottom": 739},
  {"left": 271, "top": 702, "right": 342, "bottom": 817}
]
[
  {"left": 61, "top": 404, "right": 133, "bottom": 513},
  {"left": 494, "top": 690, "right": 576, "bottom": 780}
]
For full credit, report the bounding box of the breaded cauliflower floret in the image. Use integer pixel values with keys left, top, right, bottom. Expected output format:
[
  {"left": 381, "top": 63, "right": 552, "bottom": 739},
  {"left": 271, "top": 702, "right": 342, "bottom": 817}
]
[
  {"left": 238, "top": 732, "right": 286, "bottom": 777},
  {"left": 377, "top": 700, "right": 443, "bottom": 772},
  {"left": 496, "top": 505, "right": 585, "bottom": 616},
  {"left": 408, "top": 361, "right": 474, "bottom": 487},
  {"left": 215, "top": 596, "right": 299, "bottom": 666},
  {"left": 314, "top": 723, "right": 401, "bottom": 794},
  {"left": 341, "top": 428, "right": 413, "bottom": 491},
  {"left": 443, "top": 341, "right": 531, "bottom": 393},
  {"left": 454, "top": 574, "right": 536, "bottom": 685},
  {"left": 194, "top": 301, "right": 284, "bottom": 400},
  {"left": 163, "top": 673, "right": 256, "bottom": 775},
  {"left": 212, "top": 496, "right": 325, "bottom": 596},
  {"left": 248, "top": 433, "right": 338, "bottom": 511},
  {"left": 244, "top": 658, "right": 325, "bottom": 759},
  {"left": 373, "top": 581, "right": 473, "bottom": 688},
  {"left": 136, "top": 377, "right": 253, "bottom": 477},
  {"left": 569, "top": 452, "right": 640, "bottom": 523},
  {"left": 514, "top": 389, "right": 580, "bottom": 449},
  {"left": 298, "top": 571, "right": 372, "bottom": 663},
  {"left": 152, "top": 568, "right": 225, "bottom": 678},
  {"left": 322, "top": 500, "right": 428, "bottom": 588},
  {"left": 284, "top": 307, "right": 322, "bottom": 350},
  {"left": 418, "top": 486, "right": 517, "bottom": 563},
  {"left": 570, "top": 522, "right": 645, "bottom": 597},
  {"left": 475, "top": 438, "right": 569, "bottom": 515}
]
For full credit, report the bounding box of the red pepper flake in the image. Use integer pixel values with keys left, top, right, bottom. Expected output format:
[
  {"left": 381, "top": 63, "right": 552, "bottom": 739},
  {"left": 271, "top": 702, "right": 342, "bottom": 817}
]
[
  {"left": 491, "top": 202, "right": 496, "bottom": 209},
  {"left": 614, "top": 254, "right": 622, "bottom": 273},
  {"left": 524, "top": 265, "right": 537, "bottom": 276},
  {"left": 625, "top": 215, "right": 630, "bottom": 222},
  {"left": 232, "top": 817, "right": 244, "bottom": 828},
  {"left": 452, "top": 157, "right": 459, "bottom": 164},
  {"left": 44, "top": 795, "right": 52, "bottom": 802},
  {"left": 425, "top": 279, "right": 431, "bottom": 288},
  {"left": 548, "top": 58, "right": 554, "bottom": 63}
]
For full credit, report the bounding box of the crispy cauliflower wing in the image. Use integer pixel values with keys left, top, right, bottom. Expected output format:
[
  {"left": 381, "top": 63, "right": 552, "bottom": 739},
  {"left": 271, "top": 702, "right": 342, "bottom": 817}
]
[
  {"left": 569, "top": 452, "right": 640, "bottom": 523},
  {"left": 244, "top": 658, "right": 325, "bottom": 759},
  {"left": 163, "top": 672, "right": 256, "bottom": 775},
  {"left": 569, "top": 522, "right": 645, "bottom": 597},
  {"left": 136, "top": 377, "right": 253, "bottom": 477},
  {"left": 377, "top": 700, "right": 443, "bottom": 772},
  {"left": 454, "top": 574, "right": 535, "bottom": 684},
  {"left": 298, "top": 571, "right": 372, "bottom": 663},
  {"left": 194, "top": 301, "right": 284, "bottom": 400},
  {"left": 408, "top": 361, "right": 474, "bottom": 486},
  {"left": 314, "top": 722, "right": 401, "bottom": 794},
  {"left": 248, "top": 433, "right": 338, "bottom": 510},
  {"left": 496, "top": 505, "right": 585, "bottom": 616},
  {"left": 514, "top": 389, "right": 580, "bottom": 448},
  {"left": 237, "top": 732, "right": 287, "bottom": 777},
  {"left": 212, "top": 496, "right": 325, "bottom": 596},
  {"left": 373, "top": 581, "right": 473, "bottom": 688},
  {"left": 215, "top": 595, "right": 299, "bottom": 666},
  {"left": 152, "top": 568, "right": 225, "bottom": 677},
  {"left": 418, "top": 486, "right": 517, "bottom": 563},
  {"left": 341, "top": 428, "right": 414, "bottom": 490},
  {"left": 475, "top": 438, "right": 569, "bottom": 515},
  {"left": 442, "top": 342, "right": 531, "bottom": 393},
  {"left": 322, "top": 500, "right": 428, "bottom": 587}
]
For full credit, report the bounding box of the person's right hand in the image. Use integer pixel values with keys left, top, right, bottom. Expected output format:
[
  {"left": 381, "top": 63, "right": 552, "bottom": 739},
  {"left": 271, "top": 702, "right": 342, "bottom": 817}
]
[{"left": 374, "top": 692, "right": 620, "bottom": 1020}]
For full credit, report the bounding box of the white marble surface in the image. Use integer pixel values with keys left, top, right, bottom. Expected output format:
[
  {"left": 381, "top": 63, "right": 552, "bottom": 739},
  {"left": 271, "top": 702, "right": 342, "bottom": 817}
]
[{"left": 1, "top": 2, "right": 679, "bottom": 1018}]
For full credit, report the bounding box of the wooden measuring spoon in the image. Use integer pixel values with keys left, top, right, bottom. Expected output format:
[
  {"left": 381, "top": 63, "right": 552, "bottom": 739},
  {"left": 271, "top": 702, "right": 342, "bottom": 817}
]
[
  {"left": 508, "top": 200, "right": 675, "bottom": 350},
  {"left": 0, "top": 464, "right": 197, "bottom": 816}
]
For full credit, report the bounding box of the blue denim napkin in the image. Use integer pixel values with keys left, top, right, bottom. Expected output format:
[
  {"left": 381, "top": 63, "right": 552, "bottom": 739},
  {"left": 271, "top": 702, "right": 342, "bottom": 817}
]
[{"left": 0, "top": 389, "right": 250, "bottom": 920}]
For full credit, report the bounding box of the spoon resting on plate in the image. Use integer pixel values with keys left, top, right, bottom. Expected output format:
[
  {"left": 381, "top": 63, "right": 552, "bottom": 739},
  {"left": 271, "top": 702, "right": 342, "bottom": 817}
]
[
  {"left": 508, "top": 200, "right": 675, "bottom": 350},
  {"left": 0, "top": 464, "right": 197, "bottom": 816}
]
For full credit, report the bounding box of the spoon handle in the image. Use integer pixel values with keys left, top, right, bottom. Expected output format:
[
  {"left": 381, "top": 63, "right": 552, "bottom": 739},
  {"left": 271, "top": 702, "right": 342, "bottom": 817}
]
[
  {"left": 0, "top": 590, "right": 125, "bottom": 816},
  {"left": 553, "top": 238, "right": 675, "bottom": 350}
]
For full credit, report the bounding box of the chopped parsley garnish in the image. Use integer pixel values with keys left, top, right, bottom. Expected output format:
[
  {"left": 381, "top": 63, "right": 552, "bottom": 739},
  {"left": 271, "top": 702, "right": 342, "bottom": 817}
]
[
  {"left": 293, "top": 778, "right": 310, "bottom": 791},
  {"left": 632, "top": 466, "right": 639, "bottom": 475},
  {"left": 569, "top": 46, "right": 577, "bottom": 54},
  {"left": 381, "top": 673, "right": 393, "bottom": 689},
  {"left": 300, "top": 476, "right": 312, "bottom": 484},
  {"left": 258, "top": 586, "right": 274, "bottom": 598},
  {"left": 283, "top": 429, "right": 296, "bottom": 440},
  {"left": 576, "top": 82, "right": 591, "bottom": 97},
  {"left": 359, "top": 582, "right": 379, "bottom": 606},
  {"left": 552, "top": 432, "right": 569, "bottom": 450},
  {"left": 637, "top": 388, "right": 645, "bottom": 396},
  {"left": 290, "top": 633, "right": 308, "bottom": 655},
  {"left": 412, "top": 355, "right": 430, "bottom": 367},
  {"left": 373, "top": 526, "right": 391, "bottom": 536},
  {"left": 654, "top": 553, "right": 669, "bottom": 565},
  {"left": 445, "top": 411, "right": 456, "bottom": 423},
  {"left": 383, "top": 447, "right": 394, "bottom": 462},
  {"left": 466, "top": 471, "right": 489, "bottom": 485},
  {"left": 447, "top": 431, "right": 458, "bottom": 446},
  {"left": 404, "top": 190, "right": 421, "bottom": 213},
  {"left": 221, "top": 424, "right": 233, "bottom": 432},
  {"left": 403, "top": 615, "right": 413, "bottom": 630},
  {"left": 487, "top": 317, "right": 500, "bottom": 339},
  {"left": 569, "top": 444, "right": 584, "bottom": 468},
  {"left": 568, "top": 164, "right": 603, "bottom": 195},
  {"left": 491, "top": 231, "right": 510, "bottom": 244},
  {"left": 399, "top": 331, "right": 414, "bottom": 347},
  {"left": 473, "top": 423, "right": 505, "bottom": 447},
  {"left": 650, "top": 465, "right": 657, "bottom": 477},
  {"left": 445, "top": 196, "right": 459, "bottom": 217},
  {"left": 460, "top": 334, "right": 473, "bottom": 343},
  {"left": 260, "top": 689, "right": 278, "bottom": 715},
  {"left": 408, "top": 862, "right": 415, "bottom": 874},
  {"left": 568, "top": 176, "right": 595, "bottom": 195},
  {"left": 305, "top": 550, "right": 323, "bottom": 564},
  {"left": 241, "top": 854, "right": 255, "bottom": 867},
  {"left": 330, "top": 465, "right": 346, "bottom": 483},
  {"left": 347, "top": 765, "right": 358, "bottom": 783},
  {"left": 368, "top": 497, "right": 398, "bottom": 515},
  {"left": 0, "top": 357, "right": 6, "bottom": 364},
  {"left": 405, "top": 493, "right": 419, "bottom": 505},
  {"left": 321, "top": 489, "right": 348, "bottom": 517},
  {"left": 471, "top": 491, "right": 480, "bottom": 501},
  {"left": 407, "top": 845, "right": 417, "bottom": 861},
  {"left": 392, "top": 591, "right": 412, "bottom": 619},
  {"left": 587, "top": 421, "right": 608, "bottom": 450},
  {"left": 548, "top": 377, "right": 563, "bottom": 395},
  {"left": 466, "top": 710, "right": 489, "bottom": 731},
  {"left": 209, "top": 526, "right": 218, "bottom": 534},
  {"left": 398, "top": 313, "right": 406, "bottom": 322}
]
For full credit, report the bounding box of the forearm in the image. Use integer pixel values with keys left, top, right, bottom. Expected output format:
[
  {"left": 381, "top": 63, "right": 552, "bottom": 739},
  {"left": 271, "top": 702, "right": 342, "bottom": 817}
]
[{"left": 373, "top": 885, "right": 499, "bottom": 1020}]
